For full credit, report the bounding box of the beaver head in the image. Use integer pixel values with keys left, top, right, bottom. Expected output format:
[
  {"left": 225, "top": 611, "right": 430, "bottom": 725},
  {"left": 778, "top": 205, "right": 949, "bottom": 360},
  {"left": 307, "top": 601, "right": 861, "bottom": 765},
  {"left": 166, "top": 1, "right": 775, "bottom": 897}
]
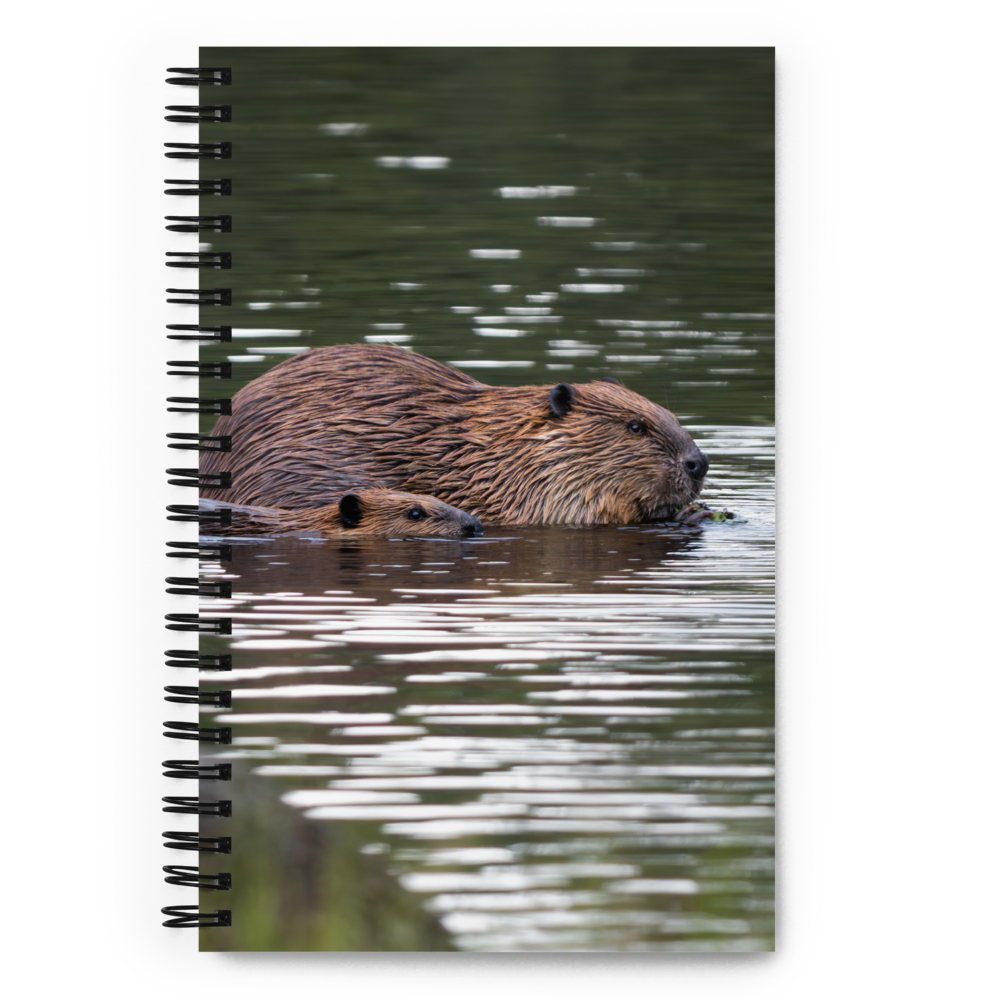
[
  {"left": 505, "top": 376, "right": 709, "bottom": 523},
  {"left": 413, "top": 374, "right": 706, "bottom": 524},
  {"left": 200, "top": 344, "right": 707, "bottom": 526},
  {"left": 329, "top": 489, "right": 484, "bottom": 538}
]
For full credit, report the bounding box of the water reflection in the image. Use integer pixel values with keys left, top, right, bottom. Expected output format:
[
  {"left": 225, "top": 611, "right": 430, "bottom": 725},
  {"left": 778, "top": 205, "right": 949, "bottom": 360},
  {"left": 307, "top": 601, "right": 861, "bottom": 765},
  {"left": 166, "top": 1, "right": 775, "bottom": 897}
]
[{"left": 200, "top": 427, "right": 773, "bottom": 951}]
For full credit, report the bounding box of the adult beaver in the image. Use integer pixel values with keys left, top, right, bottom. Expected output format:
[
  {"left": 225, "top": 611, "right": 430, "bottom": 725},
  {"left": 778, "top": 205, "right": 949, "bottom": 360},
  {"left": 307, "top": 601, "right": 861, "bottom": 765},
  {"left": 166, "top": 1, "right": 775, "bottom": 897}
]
[
  {"left": 200, "top": 489, "right": 483, "bottom": 539},
  {"left": 201, "top": 344, "right": 710, "bottom": 525}
]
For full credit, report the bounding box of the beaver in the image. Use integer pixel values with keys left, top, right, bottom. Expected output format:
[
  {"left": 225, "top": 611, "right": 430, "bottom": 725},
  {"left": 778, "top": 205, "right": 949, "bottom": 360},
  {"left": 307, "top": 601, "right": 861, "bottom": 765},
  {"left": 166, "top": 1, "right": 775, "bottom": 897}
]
[
  {"left": 200, "top": 489, "right": 483, "bottom": 539},
  {"left": 201, "top": 344, "right": 710, "bottom": 526}
]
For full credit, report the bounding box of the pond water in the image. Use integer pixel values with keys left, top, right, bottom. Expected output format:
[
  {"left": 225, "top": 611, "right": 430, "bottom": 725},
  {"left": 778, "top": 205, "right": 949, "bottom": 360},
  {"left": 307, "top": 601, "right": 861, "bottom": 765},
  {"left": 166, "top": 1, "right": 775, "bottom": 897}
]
[{"left": 191, "top": 47, "right": 773, "bottom": 951}]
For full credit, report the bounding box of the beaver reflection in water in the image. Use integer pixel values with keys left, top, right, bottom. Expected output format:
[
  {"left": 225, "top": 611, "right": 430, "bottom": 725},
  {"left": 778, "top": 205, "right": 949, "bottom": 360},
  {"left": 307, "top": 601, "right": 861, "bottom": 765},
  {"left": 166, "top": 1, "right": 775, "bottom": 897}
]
[
  {"left": 201, "top": 489, "right": 483, "bottom": 539},
  {"left": 201, "top": 344, "right": 710, "bottom": 526}
]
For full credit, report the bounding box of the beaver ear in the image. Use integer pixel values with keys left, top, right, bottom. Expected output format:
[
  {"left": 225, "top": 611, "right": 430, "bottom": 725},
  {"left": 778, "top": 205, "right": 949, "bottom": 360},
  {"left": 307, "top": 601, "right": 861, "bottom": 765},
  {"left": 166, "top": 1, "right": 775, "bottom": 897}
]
[
  {"left": 339, "top": 494, "right": 363, "bottom": 528},
  {"left": 548, "top": 383, "right": 575, "bottom": 417},
  {"left": 601, "top": 376, "right": 623, "bottom": 386}
]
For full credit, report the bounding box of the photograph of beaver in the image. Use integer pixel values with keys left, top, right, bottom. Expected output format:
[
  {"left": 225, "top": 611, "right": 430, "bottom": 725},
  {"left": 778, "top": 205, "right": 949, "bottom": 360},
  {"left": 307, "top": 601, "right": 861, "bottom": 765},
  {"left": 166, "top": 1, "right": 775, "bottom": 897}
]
[
  {"left": 200, "top": 489, "right": 483, "bottom": 539},
  {"left": 200, "top": 343, "right": 716, "bottom": 527}
]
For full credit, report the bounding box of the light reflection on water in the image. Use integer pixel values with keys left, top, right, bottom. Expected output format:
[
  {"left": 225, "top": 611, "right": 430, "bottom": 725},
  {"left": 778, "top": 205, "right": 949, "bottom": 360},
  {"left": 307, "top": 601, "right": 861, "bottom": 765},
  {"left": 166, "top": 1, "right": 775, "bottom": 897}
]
[{"left": 201, "top": 427, "right": 773, "bottom": 951}]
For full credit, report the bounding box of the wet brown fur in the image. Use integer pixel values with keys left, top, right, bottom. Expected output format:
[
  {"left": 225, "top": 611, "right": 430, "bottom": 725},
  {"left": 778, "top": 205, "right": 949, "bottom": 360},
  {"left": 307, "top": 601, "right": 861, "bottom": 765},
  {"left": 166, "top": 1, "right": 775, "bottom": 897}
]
[
  {"left": 201, "top": 344, "right": 707, "bottom": 525},
  {"left": 200, "top": 489, "right": 483, "bottom": 539}
]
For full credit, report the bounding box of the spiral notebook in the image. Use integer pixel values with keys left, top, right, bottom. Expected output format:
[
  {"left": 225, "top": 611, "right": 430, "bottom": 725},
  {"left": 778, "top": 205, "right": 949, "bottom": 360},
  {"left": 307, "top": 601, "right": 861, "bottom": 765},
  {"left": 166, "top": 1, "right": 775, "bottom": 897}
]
[{"left": 161, "top": 47, "right": 775, "bottom": 952}]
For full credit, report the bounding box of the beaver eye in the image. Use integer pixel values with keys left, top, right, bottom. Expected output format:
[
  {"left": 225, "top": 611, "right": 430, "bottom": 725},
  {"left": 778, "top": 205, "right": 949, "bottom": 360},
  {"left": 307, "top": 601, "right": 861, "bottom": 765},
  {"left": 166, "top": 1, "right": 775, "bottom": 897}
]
[
  {"left": 627, "top": 421, "right": 645, "bottom": 435},
  {"left": 408, "top": 507, "right": 426, "bottom": 521}
]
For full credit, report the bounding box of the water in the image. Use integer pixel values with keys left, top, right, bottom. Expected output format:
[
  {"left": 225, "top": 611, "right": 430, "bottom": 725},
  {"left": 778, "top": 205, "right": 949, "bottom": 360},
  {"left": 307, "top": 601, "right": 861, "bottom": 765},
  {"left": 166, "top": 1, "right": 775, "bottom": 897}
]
[{"left": 192, "top": 48, "right": 773, "bottom": 951}]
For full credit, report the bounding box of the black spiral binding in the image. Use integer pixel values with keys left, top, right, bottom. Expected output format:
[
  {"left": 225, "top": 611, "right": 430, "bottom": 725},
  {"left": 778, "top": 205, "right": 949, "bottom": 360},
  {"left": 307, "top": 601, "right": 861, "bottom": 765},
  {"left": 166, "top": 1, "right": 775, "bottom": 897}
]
[
  {"left": 163, "top": 65, "right": 233, "bottom": 930},
  {"left": 164, "top": 144, "right": 232, "bottom": 160},
  {"left": 166, "top": 469, "right": 232, "bottom": 489},
  {"left": 165, "top": 106, "right": 232, "bottom": 124},
  {"left": 166, "top": 288, "right": 232, "bottom": 307},
  {"left": 165, "top": 577, "right": 232, "bottom": 597},
  {"left": 166, "top": 251, "right": 232, "bottom": 269},
  {"left": 166, "top": 434, "right": 233, "bottom": 453},
  {"left": 166, "top": 541, "right": 232, "bottom": 561},
  {"left": 167, "top": 67, "right": 232, "bottom": 86},
  {"left": 165, "top": 178, "right": 232, "bottom": 196},
  {"left": 167, "top": 360, "right": 233, "bottom": 379},
  {"left": 166, "top": 504, "right": 233, "bottom": 527},
  {"left": 165, "top": 216, "right": 232, "bottom": 233},
  {"left": 166, "top": 397, "right": 232, "bottom": 414},
  {"left": 166, "top": 324, "right": 232, "bottom": 341}
]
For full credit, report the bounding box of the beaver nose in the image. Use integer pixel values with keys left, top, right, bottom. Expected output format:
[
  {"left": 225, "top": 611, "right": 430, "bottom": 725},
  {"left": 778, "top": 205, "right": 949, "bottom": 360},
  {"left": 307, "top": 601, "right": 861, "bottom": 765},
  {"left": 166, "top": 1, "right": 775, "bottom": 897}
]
[
  {"left": 683, "top": 450, "right": 709, "bottom": 480},
  {"left": 462, "top": 515, "right": 484, "bottom": 538}
]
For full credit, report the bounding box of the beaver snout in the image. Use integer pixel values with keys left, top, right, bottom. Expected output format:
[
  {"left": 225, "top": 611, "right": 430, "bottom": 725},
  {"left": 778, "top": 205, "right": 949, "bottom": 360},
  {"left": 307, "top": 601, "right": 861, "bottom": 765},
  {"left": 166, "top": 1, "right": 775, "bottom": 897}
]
[
  {"left": 462, "top": 514, "right": 485, "bottom": 538},
  {"left": 683, "top": 449, "right": 709, "bottom": 481}
]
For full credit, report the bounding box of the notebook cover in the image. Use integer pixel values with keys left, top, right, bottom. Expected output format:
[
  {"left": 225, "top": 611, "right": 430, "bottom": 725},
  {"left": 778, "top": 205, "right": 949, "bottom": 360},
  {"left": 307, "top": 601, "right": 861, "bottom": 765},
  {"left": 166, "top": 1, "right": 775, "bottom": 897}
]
[{"left": 164, "top": 46, "right": 774, "bottom": 953}]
